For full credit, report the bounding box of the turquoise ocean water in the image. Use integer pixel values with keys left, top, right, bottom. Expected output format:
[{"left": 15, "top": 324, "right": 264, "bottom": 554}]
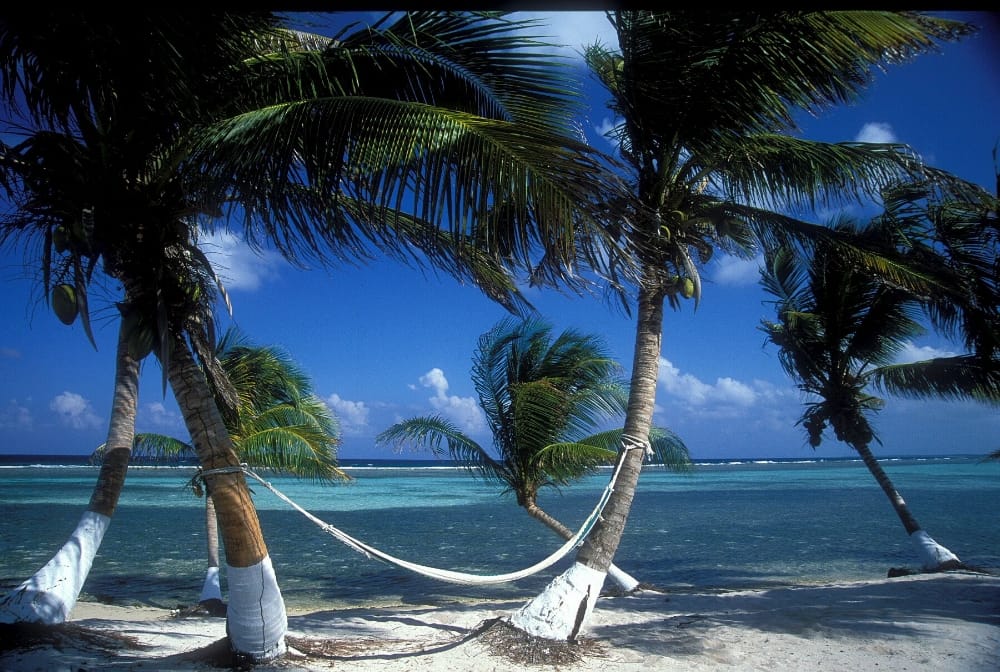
[{"left": 1, "top": 454, "right": 998, "bottom": 611}]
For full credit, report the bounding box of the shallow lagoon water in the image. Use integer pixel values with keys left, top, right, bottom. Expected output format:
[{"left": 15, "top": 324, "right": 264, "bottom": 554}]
[{"left": 1, "top": 455, "right": 997, "bottom": 610}]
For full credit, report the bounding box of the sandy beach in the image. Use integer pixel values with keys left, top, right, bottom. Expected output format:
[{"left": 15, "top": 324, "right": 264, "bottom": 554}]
[{"left": 1, "top": 571, "right": 997, "bottom": 671}]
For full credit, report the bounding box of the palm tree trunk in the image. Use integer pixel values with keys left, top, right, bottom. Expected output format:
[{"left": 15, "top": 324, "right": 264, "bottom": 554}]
[
  {"left": 854, "top": 442, "right": 962, "bottom": 571},
  {"left": 523, "top": 501, "right": 640, "bottom": 593},
  {"left": 164, "top": 332, "right": 286, "bottom": 661},
  {"left": 512, "top": 275, "right": 666, "bottom": 639},
  {"left": 0, "top": 321, "right": 139, "bottom": 624},
  {"left": 198, "top": 493, "right": 225, "bottom": 612}
]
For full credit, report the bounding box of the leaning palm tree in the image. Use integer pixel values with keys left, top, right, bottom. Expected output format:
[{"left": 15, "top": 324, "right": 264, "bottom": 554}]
[
  {"left": 0, "top": 320, "right": 140, "bottom": 626},
  {"left": 0, "top": 11, "right": 624, "bottom": 660},
  {"left": 376, "top": 317, "right": 691, "bottom": 593},
  {"left": 91, "top": 329, "right": 349, "bottom": 614},
  {"left": 758, "top": 217, "right": 998, "bottom": 571},
  {"left": 509, "top": 11, "right": 978, "bottom": 640}
]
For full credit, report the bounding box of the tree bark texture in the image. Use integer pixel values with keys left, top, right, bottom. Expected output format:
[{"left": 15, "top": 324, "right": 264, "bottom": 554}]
[
  {"left": 88, "top": 324, "right": 140, "bottom": 516},
  {"left": 576, "top": 279, "right": 665, "bottom": 572},
  {"left": 164, "top": 333, "right": 267, "bottom": 569}
]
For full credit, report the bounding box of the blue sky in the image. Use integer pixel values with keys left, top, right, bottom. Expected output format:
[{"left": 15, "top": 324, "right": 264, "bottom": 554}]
[{"left": 1, "top": 11, "right": 998, "bottom": 461}]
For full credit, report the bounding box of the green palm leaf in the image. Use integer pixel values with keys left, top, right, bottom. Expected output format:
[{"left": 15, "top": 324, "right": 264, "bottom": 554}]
[
  {"left": 375, "top": 415, "right": 509, "bottom": 485},
  {"left": 870, "top": 356, "right": 1000, "bottom": 406}
]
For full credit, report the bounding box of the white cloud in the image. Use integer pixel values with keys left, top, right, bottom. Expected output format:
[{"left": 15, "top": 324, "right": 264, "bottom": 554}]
[
  {"left": 514, "top": 11, "right": 616, "bottom": 57},
  {"left": 142, "top": 402, "right": 182, "bottom": 430},
  {"left": 419, "top": 368, "right": 449, "bottom": 396},
  {"left": 896, "top": 341, "right": 958, "bottom": 365},
  {"left": 658, "top": 358, "right": 758, "bottom": 408},
  {"left": 594, "top": 116, "right": 619, "bottom": 140},
  {"left": 418, "top": 367, "right": 485, "bottom": 434},
  {"left": 855, "top": 122, "right": 896, "bottom": 144},
  {"left": 49, "top": 391, "right": 102, "bottom": 430},
  {"left": 710, "top": 254, "right": 762, "bottom": 286},
  {"left": 654, "top": 359, "right": 801, "bottom": 437},
  {"left": 198, "top": 230, "right": 285, "bottom": 292},
  {"left": 0, "top": 399, "right": 32, "bottom": 429},
  {"left": 325, "top": 393, "right": 370, "bottom": 435}
]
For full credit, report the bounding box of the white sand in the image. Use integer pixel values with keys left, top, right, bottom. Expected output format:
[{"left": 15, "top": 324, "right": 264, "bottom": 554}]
[{"left": 2, "top": 571, "right": 997, "bottom": 671}]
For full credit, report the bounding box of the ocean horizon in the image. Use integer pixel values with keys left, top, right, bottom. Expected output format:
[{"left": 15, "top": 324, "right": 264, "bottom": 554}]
[
  {"left": 2, "top": 452, "right": 998, "bottom": 612},
  {"left": 1, "top": 451, "right": 990, "bottom": 469}
]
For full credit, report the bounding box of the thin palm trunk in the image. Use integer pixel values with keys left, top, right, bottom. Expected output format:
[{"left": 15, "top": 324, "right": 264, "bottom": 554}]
[
  {"left": 164, "top": 332, "right": 286, "bottom": 661},
  {"left": 199, "top": 493, "right": 225, "bottom": 613},
  {"left": 0, "top": 321, "right": 139, "bottom": 624},
  {"left": 853, "top": 441, "right": 962, "bottom": 570},
  {"left": 523, "top": 500, "right": 640, "bottom": 593},
  {"left": 512, "top": 276, "right": 666, "bottom": 638}
]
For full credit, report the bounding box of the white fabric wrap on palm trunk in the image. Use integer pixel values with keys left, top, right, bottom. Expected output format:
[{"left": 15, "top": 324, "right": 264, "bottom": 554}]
[
  {"left": 226, "top": 556, "right": 287, "bottom": 660},
  {"left": 510, "top": 562, "right": 605, "bottom": 640},
  {"left": 909, "top": 530, "right": 960, "bottom": 569},
  {"left": 0, "top": 510, "right": 109, "bottom": 624},
  {"left": 200, "top": 566, "right": 223, "bottom": 603}
]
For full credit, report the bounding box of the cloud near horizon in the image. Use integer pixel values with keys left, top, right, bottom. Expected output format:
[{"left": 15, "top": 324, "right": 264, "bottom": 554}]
[
  {"left": 324, "top": 393, "right": 370, "bottom": 436},
  {"left": 418, "top": 368, "right": 485, "bottom": 434},
  {"left": 49, "top": 391, "right": 102, "bottom": 430},
  {"left": 0, "top": 399, "right": 32, "bottom": 430},
  {"left": 656, "top": 357, "right": 795, "bottom": 419}
]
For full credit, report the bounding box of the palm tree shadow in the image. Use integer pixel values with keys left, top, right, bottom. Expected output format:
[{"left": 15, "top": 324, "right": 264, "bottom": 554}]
[{"left": 588, "top": 572, "right": 1000, "bottom": 658}]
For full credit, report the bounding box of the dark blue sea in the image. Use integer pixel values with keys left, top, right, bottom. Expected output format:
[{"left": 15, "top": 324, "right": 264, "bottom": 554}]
[{"left": 1, "top": 454, "right": 997, "bottom": 611}]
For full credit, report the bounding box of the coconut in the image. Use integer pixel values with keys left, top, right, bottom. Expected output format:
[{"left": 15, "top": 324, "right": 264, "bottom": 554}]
[
  {"left": 680, "top": 277, "right": 695, "bottom": 299},
  {"left": 52, "top": 284, "right": 79, "bottom": 325}
]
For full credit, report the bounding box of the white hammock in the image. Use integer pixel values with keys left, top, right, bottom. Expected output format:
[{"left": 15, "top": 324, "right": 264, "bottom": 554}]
[{"left": 206, "top": 436, "right": 646, "bottom": 586}]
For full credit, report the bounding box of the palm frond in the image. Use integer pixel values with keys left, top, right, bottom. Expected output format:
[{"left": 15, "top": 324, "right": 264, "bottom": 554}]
[
  {"left": 610, "top": 11, "right": 973, "bottom": 150},
  {"left": 90, "top": 433, "right": 195, "bottom": 466},
  {"left": 868, "top": 356, "right": 1000, "bottom": 406},
  {"left": 189, "top": 97, "right": 625, "bottom": 289},
  {"left": 716, "top": 136, "right": 922, "bottom": 213},
  {"left": 375, "top": 415, "right": 510, "bottom": 485},
  {"left": 237, "top": 426, "right": 348, "bottom": 482},
  {"left": 334, "top": 11, "right": 586, "bottom": 132},
  {"left": 532, "top": 441, "right": 617, "bottom": 485},
  {"left": 578, "top": 427, "right": 693, "bottom": 472}
]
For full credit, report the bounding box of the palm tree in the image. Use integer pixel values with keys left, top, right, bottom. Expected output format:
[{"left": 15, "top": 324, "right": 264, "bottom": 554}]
[
  {"left": 376, "top": 317, "right": 691, "bottom": 593},
  {"left": 0, "top": 13, "right": 266, "bottom": 628},
  {"left": 508, "top": 11, "right": 978, "bottom": 640},
  {"left": 758, "top": 216, "right": 998, "bottom": 571},
  {"left": 0, "top": 11, "right": 624, "bottom": 660},
  {"left": 91, "top": 329, "right": 348, "bottom": 614},
  {"left": 0, "top": 321, "right": 140, "bottom": 626}
]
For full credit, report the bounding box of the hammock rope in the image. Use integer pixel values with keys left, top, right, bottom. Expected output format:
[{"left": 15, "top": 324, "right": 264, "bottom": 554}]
[{"left": 198, "top": 435, "right": 648, "bottom": 586}]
